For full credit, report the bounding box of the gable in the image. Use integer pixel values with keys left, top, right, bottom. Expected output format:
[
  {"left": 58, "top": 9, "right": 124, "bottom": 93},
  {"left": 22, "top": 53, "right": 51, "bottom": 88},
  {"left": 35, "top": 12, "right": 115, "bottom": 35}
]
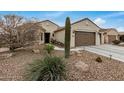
[
  {"left": 107, "top": 29, "right": 118, "bottom": 35},
  {"left": 39, "top": 20, "right": 59, "bottom": 33},
  {"left": 71, "top": 19, "right": 100, "bottom": 32}
]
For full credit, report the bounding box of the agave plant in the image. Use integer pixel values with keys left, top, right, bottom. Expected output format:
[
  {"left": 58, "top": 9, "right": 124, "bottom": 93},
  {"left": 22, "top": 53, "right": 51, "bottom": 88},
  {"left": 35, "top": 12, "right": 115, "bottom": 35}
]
[{"left": 27, "top": 56, "right": 66, "bottom": 81}]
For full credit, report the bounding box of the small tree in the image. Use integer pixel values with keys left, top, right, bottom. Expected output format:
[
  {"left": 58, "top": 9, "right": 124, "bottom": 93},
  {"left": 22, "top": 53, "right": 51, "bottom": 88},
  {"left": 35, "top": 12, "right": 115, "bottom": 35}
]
[
  {"left": 0, "top": 15, "right": 43, "bottom": 51},
  {"left": 64, "top": 17, "right": 71, "bottom": 58},
  {"left": 0, "top": 15, "right": 23, "bottom": 51}
]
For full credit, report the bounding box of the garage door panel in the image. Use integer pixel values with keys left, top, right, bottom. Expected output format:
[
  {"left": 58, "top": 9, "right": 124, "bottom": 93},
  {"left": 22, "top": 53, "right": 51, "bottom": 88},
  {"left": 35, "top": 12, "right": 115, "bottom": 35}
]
[
  {"left": 75, "top": 31, "right": 95, "bottom": 46},
  {"left": 108, "top": 35, "right": 116, "bottom": 43}
]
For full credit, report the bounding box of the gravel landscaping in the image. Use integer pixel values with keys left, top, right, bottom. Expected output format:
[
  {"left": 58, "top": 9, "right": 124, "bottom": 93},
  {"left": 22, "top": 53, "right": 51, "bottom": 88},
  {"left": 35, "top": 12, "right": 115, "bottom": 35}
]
[{"left": 0, "top": 45, "right": 124, "bottom": 81}]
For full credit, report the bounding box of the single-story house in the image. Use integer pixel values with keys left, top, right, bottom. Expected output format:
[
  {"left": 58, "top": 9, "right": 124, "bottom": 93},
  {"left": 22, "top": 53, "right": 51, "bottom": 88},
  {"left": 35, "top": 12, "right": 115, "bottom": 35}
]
[
  {"left": 99, "top": 28, "right": 119, "bottom": 44},
  {"left": 22, "top": 18, "right": 119, "bottom": 47},
  {"left": 54, "top": 18, "right": 103, "bottom": 47}
]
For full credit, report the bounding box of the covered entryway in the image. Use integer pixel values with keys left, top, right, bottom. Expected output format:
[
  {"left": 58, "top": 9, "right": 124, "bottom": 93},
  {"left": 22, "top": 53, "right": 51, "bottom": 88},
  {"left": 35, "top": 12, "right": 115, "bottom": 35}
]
[
  {"left": 75, "top": 31, "right": 95, "bottom": 46},
  {"left": 44, "top": 33, "right": 50, "bottom": 43},
  {"left": 108, "top": 35, "right": 116, "bottom": 43}
]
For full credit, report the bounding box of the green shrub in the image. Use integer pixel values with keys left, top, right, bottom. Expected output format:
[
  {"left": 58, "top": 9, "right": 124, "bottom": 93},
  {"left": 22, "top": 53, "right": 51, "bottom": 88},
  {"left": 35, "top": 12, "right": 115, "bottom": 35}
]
[
  {"left": 44, "top": 43, "right": 54, "bottom": 55},
  {"left": 95, "top": 57, "right": 102, "bottom": 63},
  {"left": 27, "top": 56, "right": 66, "bottom": 81},
  {"left": 112, "top": 40, "right": 120, "bottom": 45}
]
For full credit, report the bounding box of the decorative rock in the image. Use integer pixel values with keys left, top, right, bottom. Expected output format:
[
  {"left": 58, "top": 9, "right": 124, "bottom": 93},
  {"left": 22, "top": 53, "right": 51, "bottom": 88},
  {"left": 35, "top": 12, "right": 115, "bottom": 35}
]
[
  {"left": 0, "top": 53, "right": 13, "bottom": 59},
  {"left": 0, "top": 48, "right": 9, "bottom": 52},
  {"left": 77, "top": 53, "right": 82, "bottom": 57},
  {"left": 32, "top": 49, "right": 40, "bottom": 54},
  {"left": 70, "top": 51, "right": 76, "bottom": 56},
  {"left": 75, "top": 50, "right": 82, "bottom": 57},
  {"left": 75, "top": 61, "right": 89, "bottom": 72},
  {"left": 6, "top": 53, "right": 13, "bottom": 58},
  {"left": 76, "top": 50, "right": 82, "bottom": 54}
]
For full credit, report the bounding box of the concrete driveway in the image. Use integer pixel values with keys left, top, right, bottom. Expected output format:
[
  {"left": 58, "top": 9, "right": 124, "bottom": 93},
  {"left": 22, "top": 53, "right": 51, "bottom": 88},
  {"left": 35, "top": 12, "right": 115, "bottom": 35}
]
[
  {"left": 84, "top": 44, "right": 124, "bottom": 62},
  {"left": 55, "top": 44, "right": 124, "bottom": 62}
]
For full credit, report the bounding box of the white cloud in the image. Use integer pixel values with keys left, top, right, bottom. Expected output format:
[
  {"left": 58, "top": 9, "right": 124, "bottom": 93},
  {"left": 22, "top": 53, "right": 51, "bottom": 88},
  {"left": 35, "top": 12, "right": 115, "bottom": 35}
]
[
  {"left": 94, "top": 18, "right": 106, "bottom": 26},
  {"left": 44, "top": 11, "right": 65, "bottom": 18},
  {"left": 103, "top": 12, "right": 124, "bottom": 18},
  {"left": 117, "top": 27, "right": 124, "bottom": 32}
]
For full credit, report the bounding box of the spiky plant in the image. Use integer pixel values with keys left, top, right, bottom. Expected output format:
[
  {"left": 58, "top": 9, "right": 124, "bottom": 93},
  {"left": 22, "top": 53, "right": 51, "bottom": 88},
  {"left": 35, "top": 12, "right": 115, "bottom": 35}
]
[
  {"left": 27, "top": 56, "right": 66, "bottom": 81},
  {"left": 64, "top": 17, "right": 71, "bottom": 58}
]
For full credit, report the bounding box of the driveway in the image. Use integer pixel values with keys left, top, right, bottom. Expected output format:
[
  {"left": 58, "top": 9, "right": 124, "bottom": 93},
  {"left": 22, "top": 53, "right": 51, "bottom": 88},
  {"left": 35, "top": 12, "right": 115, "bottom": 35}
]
[
  {"left": 80, "top": 44, "right": 124, "bottom": 62},
  {"left": 55, "top": 44, "right": 124, "bottom": 62}
]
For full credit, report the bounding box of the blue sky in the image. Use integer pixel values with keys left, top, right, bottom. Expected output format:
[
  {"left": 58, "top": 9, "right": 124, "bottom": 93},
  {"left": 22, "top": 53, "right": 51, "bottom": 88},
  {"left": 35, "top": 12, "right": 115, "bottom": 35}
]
[{"left": 0, "top": 11, "right": 124, "bottom": 31}]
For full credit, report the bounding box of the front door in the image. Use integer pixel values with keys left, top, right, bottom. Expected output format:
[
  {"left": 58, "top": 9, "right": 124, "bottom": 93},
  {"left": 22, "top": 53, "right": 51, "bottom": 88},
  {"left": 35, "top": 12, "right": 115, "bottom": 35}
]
[{"left": 44, "top": 33, "right": 50, "bottom": 43}]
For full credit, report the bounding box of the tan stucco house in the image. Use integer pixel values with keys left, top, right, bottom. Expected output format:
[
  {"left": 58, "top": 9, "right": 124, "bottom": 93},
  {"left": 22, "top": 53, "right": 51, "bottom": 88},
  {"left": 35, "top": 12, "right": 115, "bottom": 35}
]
[
  {"left": 54, "top": 18, "right": 102, "bottom": 47},
  {"left": 99, "top": 28, "right": 119, "bottom": 44},
  {"left": 30, "top": 18, "right": 120, "bottom": 47}
]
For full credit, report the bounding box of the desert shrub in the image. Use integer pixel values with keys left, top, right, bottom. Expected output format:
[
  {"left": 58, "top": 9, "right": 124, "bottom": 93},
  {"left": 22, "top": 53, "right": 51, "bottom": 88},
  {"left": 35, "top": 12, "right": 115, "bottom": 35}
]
[
  {"left": 27, "top": 56, "right": 66, "bottom": 81},
  {"left": 44, "top": 43, "right": 54, "bottom": 55},
  {"left": 112, "top": 40, "right": 121, "bottom": 45},
  {"left": 95, "top": 57, "right": 102, "bottom": 63}
]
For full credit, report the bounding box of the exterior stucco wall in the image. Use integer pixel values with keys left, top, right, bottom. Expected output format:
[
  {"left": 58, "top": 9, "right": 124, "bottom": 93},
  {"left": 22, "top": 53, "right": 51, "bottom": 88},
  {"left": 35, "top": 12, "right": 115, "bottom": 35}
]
[
  {"left": 71, "top": 20, "right": 100, "bottom": 32},
  {"left": 54, "top": 30, "right": 65, "bottom": 43}
]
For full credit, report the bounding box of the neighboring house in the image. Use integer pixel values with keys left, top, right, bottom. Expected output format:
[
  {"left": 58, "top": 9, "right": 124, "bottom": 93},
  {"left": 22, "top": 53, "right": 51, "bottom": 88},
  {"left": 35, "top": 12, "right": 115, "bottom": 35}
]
[
  {"left": 100, "top": 28, "right": 119, "bottom": 44},
  {"left": 118, "top": 32, "right": 124, "bottom": 42},
  {"left": 54, "top": 18, "right": 102, "bottom": 47},
  {"left": 37, "top": 20, "right": 60, "bottom": 44}
]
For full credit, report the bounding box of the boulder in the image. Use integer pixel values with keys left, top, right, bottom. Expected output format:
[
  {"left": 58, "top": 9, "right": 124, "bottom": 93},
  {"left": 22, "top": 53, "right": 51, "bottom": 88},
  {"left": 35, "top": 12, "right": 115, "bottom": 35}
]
[
  {"left": 32, "top": 49, "right": 40, "bottom": 54},
  {"left": 75, "top": 50, "right": 82, "bottom": 57},
  {"left": 0, "top": 48, "right": 9, "bottom": 52},
  {"left": 75, "top": 61, "right": 89, "bottom": 72},
  {"left": 75, "top": 50, "right": 82, "bottom": 54}
]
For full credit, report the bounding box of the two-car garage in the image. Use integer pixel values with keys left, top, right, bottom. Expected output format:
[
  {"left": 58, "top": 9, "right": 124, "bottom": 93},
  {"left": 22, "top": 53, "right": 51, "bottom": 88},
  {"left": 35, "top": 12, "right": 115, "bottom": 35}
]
[
  {"left": 54, "top": 18, "right": 101, "bottom": 48},
  {"left": 75, "top": 31, "right": 95, "bottom": 47}
]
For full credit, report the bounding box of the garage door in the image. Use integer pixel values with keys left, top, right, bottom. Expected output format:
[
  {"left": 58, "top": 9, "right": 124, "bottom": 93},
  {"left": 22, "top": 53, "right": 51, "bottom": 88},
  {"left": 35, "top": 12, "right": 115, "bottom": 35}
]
[
  {"left": 75, "top": 31, "right": 95, "bottom": 46},
  {"left": 108, "top": 35, "right": 116, "bottom": 43}
]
